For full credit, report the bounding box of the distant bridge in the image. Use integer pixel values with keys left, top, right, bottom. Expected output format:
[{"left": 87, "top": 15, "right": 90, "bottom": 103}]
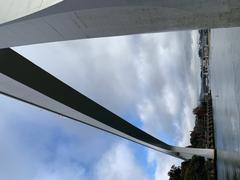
[{"left": 1, "top": 0, "right": 238, "bottom": 160}]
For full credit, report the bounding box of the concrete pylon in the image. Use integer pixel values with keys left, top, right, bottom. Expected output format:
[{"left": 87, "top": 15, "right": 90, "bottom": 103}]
[
  {"left": 0, "top": 48, "right": 214, "bottom": 160},
  {"left": 0, "top": 0, "right": 240, "bottom": 48},
  {"left": 0, "top": 0, "right": 62, "bottom": 24}
]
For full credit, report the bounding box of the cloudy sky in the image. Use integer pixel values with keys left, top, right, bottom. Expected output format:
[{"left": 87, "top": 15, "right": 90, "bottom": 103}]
[{"left": 0, "top": 30, "right": 200, "bottom": 180}]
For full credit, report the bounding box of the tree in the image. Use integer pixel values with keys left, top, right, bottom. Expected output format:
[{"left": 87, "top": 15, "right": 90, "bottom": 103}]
[
  {"left": 168, "top": 165, "right": 181, "bottom": 180},
  {"left": 183, "top": 156, "right": 207, "bottom": 180}
]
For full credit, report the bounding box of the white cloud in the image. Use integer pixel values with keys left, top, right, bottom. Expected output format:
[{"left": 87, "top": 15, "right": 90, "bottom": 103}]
[
  {"left": 177, "top": 105, "right": 195, "bottom": 146},
  {"left": 95, "top": 142, "right": 148, "bottom": 180},
  {"left": 147, "top": 149, "right": 182, "bottom": 180},
  {"left": 33, "top": 162, "right": 87, "bottom": 180},
  {"left": 163, "top": 86, "right": 178, "bottom": 116},
  {"left": 134, "top": 31, "right": 199, "bottom": 145}
]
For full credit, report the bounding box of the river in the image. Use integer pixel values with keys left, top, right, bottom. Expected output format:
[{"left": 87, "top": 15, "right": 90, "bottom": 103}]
[{"left": 210, "top": 27, "right": 240, "bottom": 179}]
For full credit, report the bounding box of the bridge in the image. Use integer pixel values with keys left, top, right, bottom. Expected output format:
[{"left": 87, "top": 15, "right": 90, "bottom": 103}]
[
  {"left": 1, "top": 0, "right": 240, "bottom": 48},
  {"left": 1, "top": 0, "right": 237, "bottom": 160}
]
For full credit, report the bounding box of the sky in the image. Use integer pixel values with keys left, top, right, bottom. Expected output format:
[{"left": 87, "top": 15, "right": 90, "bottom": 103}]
[{"left": 0, "top": 30, "right": 200, "bottom": 180}]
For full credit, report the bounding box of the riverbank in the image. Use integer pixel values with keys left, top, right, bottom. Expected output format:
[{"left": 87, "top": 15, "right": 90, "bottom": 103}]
[
  {"left": 198, "top": 29, "right": 216, "bottom": 180},
  {"left": 191, "top": 29, "right": 216, "bottom": 180},
  {"left": 167, "top": 29, "right": 217, "bottom": 180}
]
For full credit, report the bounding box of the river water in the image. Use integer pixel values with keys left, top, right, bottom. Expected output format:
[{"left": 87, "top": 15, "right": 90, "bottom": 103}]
[{"left": 210, "top": 27, "right": 240, "bottom": 179}]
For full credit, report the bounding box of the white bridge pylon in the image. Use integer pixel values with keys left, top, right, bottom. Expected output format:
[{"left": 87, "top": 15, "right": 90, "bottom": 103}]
[
  {"left": 0, "top": 0, "right": 240, "bottom": 48},
  {"left": 0, "top": 49, "right": 214, "bottom": 160}
]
